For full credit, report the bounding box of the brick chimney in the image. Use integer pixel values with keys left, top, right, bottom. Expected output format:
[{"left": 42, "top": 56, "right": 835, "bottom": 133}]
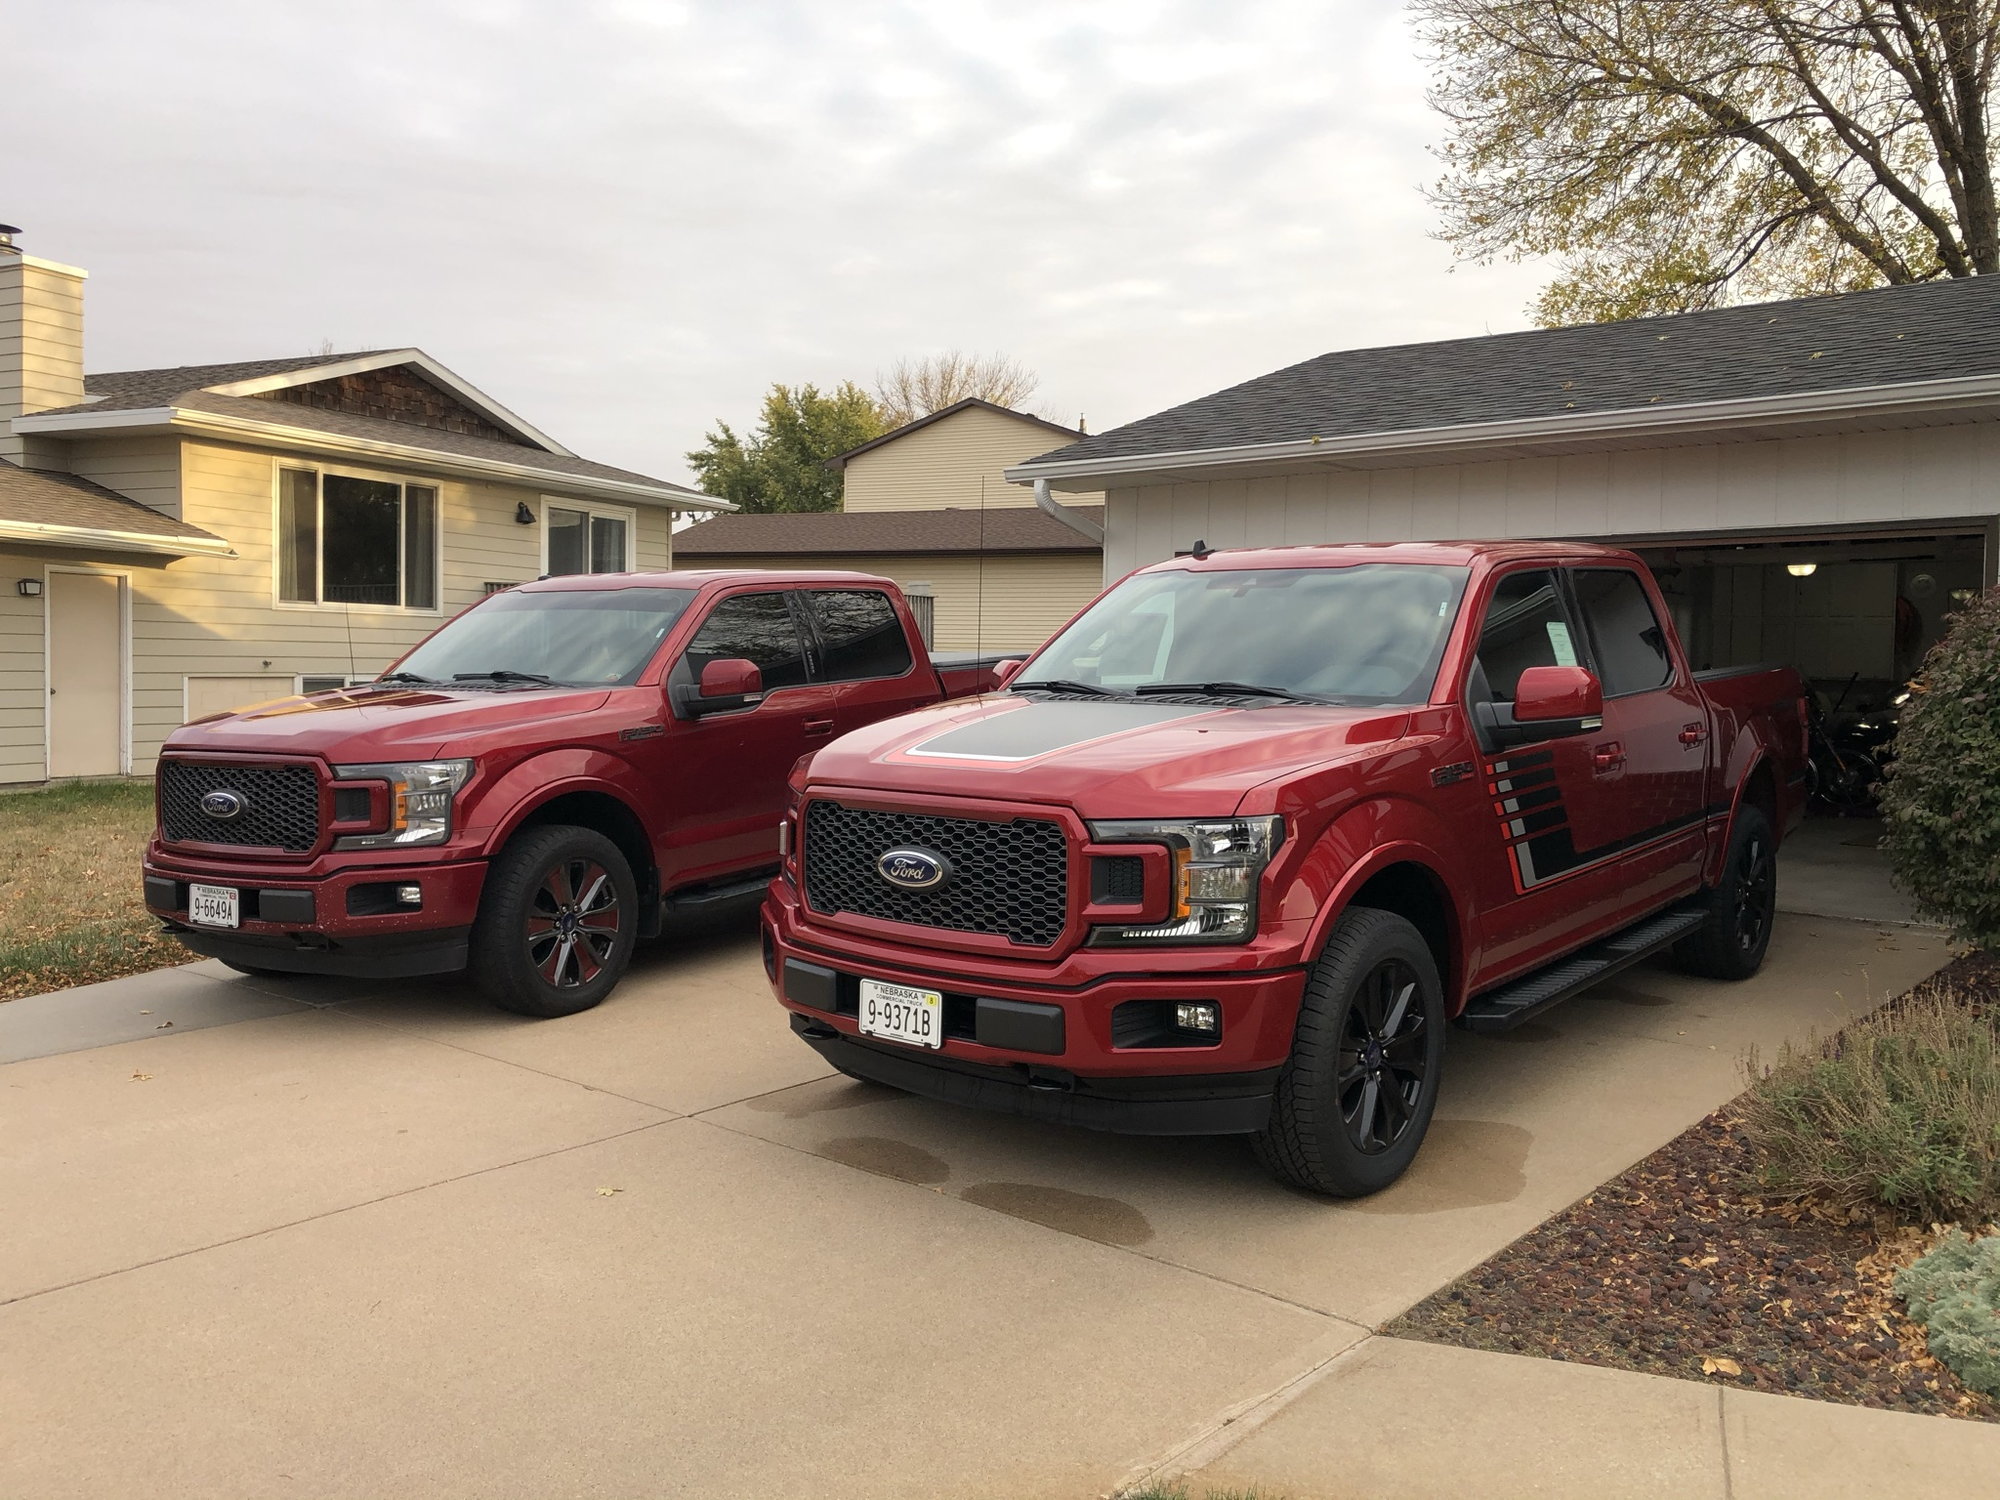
[{"left": 0, "top": 225, "right": 87, "bottom": 468}]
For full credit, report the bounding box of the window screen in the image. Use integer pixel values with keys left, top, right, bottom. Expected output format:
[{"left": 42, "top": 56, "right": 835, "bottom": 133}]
[
  {"left": 1473, "top": 569, "right": 1577, "bottom": 702},
  {"left": 1573, "top": 569, "right": 1672, "bottom": 695},
  {"left": 809, "top": 590, "right": 912, "bottom": 682},
  {"left": 321, "top": 475, "right": 402, "bottom": 606},
  {"left": 681, "top": 592, "right": 810, "bottom": 689}
]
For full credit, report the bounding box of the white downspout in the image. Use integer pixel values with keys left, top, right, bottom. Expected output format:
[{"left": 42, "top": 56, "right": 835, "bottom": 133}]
[{"left": 1033, "top": 478, "right": 1105, "bottom": 544}]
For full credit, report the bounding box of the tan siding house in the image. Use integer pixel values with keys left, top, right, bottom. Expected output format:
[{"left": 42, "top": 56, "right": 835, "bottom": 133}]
[
  {"left": 0, "top": 231, "right": 724, "bottom": 786},
  {"left": 676, "top": 399, "right": 1106, "bottom": 652}
]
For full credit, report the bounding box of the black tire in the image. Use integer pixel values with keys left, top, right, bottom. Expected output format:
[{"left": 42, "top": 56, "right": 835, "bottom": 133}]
[
  {"left": 1673, "top": 805, "right": 1777, "bottom": 980},
  {"left": 219, "top": 960, "right": 291, "bottom": 979},
  {"left": 1253, "top": 907, "right": 1446, "bottom": 1198},
  {"left": 468, "top": 825, "right": 639, "bottom": 1018}
]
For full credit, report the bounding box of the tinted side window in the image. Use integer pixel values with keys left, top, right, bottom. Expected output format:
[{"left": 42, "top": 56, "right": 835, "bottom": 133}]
[
  {"left": 1573, "top": 569, "right": 1672, "bottom": 695},
  {"left": 683, "top": 592, "right": 810, "bottom": 689},
  {"left": 1473, "top": 569, "right": 1579, "bottom": 703},
  {"left": 810, "top": 590, "right": 913, "bottom": 682}
]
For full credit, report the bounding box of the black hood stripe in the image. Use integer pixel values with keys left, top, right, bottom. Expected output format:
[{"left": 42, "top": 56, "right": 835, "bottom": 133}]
[{"left": 908, "top": 701, "right": 1218, "bottom": 762}]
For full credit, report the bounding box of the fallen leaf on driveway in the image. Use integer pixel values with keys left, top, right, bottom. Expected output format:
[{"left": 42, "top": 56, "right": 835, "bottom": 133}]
[
  {"left": 130, "top": 1072, "right": 152, "bottom": 1081},
  {"left": 596, "top": 1186, "right": 623, "bottom": 1197},
  {"left": 155, "top": 1021, "right": 173, "bottom": 1029},
  {"left": 1702, "top": 1356, "right": 1743, "bottom": 1377}
]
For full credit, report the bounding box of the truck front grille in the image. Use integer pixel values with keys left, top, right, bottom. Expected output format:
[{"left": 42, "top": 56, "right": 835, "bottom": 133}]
[
  {"left": 802, "top": 800, "right": 1069, "bottom": 948},
  {"left": 159, "top": 760, "right": 322, "bottom": 853}
]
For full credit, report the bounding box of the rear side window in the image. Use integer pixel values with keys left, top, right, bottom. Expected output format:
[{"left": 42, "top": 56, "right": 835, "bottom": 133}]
[
  {"left": 1572, "top": 568, "right": 1672, "bottom": 696},
  {"left": 682, "top": 592, "right": 810, "bottom": 689},
  {"left": 1472, "top": 569, "right": 1577, "bottom": 703},
  {"left": 809, "top": 590, "right": 913, "bottom": 682}
]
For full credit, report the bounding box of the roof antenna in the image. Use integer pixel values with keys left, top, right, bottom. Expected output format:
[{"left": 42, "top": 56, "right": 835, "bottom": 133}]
[{"left": 1189, "top": 538, "right": 1212, "bottom": 559}]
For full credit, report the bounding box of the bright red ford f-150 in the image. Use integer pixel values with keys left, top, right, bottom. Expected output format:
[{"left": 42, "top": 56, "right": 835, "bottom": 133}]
[
  {"left": 765, "top": 541, "right": 1810, "bottom": 1194},
  {"left": 144, "top": 570, "right": 999, "bottom": 1017}
]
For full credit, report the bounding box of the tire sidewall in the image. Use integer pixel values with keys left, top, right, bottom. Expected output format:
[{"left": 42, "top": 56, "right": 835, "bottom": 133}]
[{"left": 472, "top": 825, "right": 639, "bottom": 1017}]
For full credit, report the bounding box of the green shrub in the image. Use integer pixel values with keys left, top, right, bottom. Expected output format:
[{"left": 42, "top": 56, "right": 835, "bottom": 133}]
[
  {"left": 1879, "top": 584, "right": 2000, "bottom": 947},
  {"left": 1895, "top": 1231, "right": 2000, "bottom": 1398},
  {"left": 1741, "top": 989, "right": 2000, "bottom": 1223}
]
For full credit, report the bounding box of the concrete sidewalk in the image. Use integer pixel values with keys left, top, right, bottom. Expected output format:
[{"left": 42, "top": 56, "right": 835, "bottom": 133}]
[{"left": 0, "top": 910, "right": 1990, "bottom": 1498}]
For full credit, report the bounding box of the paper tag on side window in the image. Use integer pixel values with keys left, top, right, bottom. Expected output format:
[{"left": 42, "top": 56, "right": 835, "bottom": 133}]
[{"left": 1545, "top": 620, "right": 1578, "bottom": 666}]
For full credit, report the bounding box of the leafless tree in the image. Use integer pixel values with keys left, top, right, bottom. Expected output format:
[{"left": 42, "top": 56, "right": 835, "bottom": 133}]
[{"left": 874, "top": 351, "right": 1040, "bottom": 428}]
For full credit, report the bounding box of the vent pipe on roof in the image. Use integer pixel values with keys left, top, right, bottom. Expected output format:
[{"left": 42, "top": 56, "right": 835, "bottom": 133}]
[
  {"left": 0, "top": 224, "right": 20, "bottom": 256},
  {"left": 1033, "top": 478, "right": 1104, "bottom": 545}
]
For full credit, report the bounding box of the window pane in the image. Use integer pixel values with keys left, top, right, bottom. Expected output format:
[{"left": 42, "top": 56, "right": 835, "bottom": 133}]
[
  {"left": 810, "top": 590, "right": 911, "bottom": 681},
  {"left": 589, "top": 514, "right": 628, "bottom": 573},
  {"left": 403, "top": 486, "right": 437, "bottom": 609},
  {"left": 1474, "top": 570, "right": 1574, "bottom": 703},
  {"left": 546, "top": 506, "right": 586, "bottom": 576},
  {"left": 396, "top": 586, "right": 698, "bottom": 687},
  {"left": 682, "top": 592, "right": 809, "bottom": 689},
  {"left": 1573, "top": 568, "right": 1672, "bottom": 695},
  {"left": 321, "top": 475, "right": 402, "bottom": 605},
  {"left": 278, "top": 469, "right": 318, "bottom": 603}
]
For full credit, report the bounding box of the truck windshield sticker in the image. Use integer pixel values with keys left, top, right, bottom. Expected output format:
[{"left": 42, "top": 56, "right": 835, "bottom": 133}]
[{"left": 1545, "top": 621, "right": 1578, "bottom": 667}]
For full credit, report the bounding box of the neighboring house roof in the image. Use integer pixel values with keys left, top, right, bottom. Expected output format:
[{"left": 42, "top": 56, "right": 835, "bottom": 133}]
[
  {"left": 0, "top": 461, "right": 232, "bottom": 557},
  {"left": 17, "top": 348, "right": 725, "bottom": 511},
  {"left": 671, "top": 504, "right": 1105, "bottom": 556},
  {"left": 829, "top": 398, "right": 1084, "bottom": 469},
  {"left": 1010, "top": 275, "right": 2000, "bottom": 484}
]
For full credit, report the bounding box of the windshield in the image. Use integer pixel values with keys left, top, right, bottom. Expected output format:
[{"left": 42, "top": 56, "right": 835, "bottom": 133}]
[
  {"left": 1016, "top": 564, "right": 1469, "bottom": 705},
  {"left": 392, "top": 587, "right": 698, "bottom": 688}
]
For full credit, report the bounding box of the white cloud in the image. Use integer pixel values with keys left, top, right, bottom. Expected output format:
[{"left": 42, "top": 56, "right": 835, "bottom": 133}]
[{"left": 9, "top": 0, "right": 1547, "bottom": 483}]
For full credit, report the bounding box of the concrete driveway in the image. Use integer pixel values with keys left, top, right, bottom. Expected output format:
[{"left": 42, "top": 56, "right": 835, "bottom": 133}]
[{"left": 0, "top": 903, "right": 1964, "bottom": 1498}]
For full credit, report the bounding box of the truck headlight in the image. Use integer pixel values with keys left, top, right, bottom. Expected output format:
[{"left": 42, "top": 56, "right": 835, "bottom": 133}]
[
  {"left": 331, "top": 760, "right": 474, "bottom": 849},
  {"left": 1087, "top": 816, "right": 1283, "bottom": 944}
]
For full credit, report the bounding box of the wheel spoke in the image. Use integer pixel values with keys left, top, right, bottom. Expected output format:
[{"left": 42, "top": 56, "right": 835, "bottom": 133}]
[
  {"left": 524, "top": 913, "right": 560, "bottom": 937},
  {"left": 570, "top": 939, "right": 602, "bottom": 984},
  {"left": 538, "top": 934, "right": 574, "bottom": 985},
  {"left": 543, "top": 863, "right": 576, "bottom": 909},
  {"left": 1380, "top": 1076, "right": 1414, "bottom": 1130},
  {"left": 1347, "top": 1076, "right": 1382, "bottom": 1148},
  {"left": 1381, "top": 980, "right": 1415, "bottom": 1039},
  {"left": 576, "top": 870, "right": 613, "bottom": 913},
  {"left": 1384, "top": 1019, "right": 1428, "bottom": 1064}
]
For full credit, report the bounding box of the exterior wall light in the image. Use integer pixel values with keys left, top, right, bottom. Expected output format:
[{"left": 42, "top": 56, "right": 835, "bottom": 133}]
[
  {"left": 1787, "top": 562, "right": 1817, "bottom": 578},
  {"left": 16, "top": 578, "right": 42, "bottom": 597},
  {"left": 514, "top": 502, "right": 535, "bottom": 525}
]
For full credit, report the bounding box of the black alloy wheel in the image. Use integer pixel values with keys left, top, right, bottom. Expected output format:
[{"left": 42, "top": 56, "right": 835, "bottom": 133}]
[
  {"left": 1730, "top": 825, "right": 1777, "bottom": 959},
  {"left": 1673, "top": 805, "right": 1778, "bottom": 981},
  {"left": 470, "top": 824, "right": 640, "bottom": 1018},
  {"left": 1336, "top": 956, "right": 1431, "bottom": 1156}
]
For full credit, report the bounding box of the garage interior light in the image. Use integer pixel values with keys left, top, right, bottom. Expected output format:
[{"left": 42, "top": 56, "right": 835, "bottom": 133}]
[{"left": 1787, "top": 562, "right": 1818, "bottom": 577}]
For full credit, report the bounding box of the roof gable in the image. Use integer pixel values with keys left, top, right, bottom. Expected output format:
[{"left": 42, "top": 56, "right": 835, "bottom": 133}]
[
  {"left": 832, "top": 398, "right": 1083, "bottom": 468},
  {"left": 248, "top": 364, "right": 525, "bottom": 445}
]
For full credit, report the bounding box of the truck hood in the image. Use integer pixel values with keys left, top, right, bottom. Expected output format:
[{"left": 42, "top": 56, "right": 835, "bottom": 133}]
[
  {"left": 807, "top": 693, "right": 1411, "bottom": 816},
  {"left": 161, "top": 685, "right": 614, "bottom": 763}
]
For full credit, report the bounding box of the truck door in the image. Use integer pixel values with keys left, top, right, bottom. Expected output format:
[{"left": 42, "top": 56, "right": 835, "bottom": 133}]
[
  {"left": 798, "top": 587, "right": 936, "bottom": 735},
  {"left": 663, "top": 588, "right": 837, "bottom": 884},
  {"left": 1461, "top": 565, "right": 1617, "bottom": 980},
  {"left": 1564, "top": 565, "right": 1710, "bottom": 905}
]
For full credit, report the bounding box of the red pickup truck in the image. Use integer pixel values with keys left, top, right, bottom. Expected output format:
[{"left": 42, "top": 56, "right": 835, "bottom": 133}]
[
  {"left": 144, "top": 570, "right": 998, "bottom": 1017},
  {"left": 766, "top": 542, "right": 1809, "bottom": 1195}
]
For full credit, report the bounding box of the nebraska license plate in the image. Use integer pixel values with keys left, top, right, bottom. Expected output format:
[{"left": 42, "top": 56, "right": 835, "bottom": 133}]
[
  {"left": 187, "top": 883, "right": 240, "bottom": 929},
  {"left": 857, "top": 977, "right": 943, "bottom": 1050}
]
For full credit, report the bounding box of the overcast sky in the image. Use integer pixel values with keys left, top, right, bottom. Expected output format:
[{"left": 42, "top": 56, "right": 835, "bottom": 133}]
[{"left": 10, "top": 0, "right": 1547, "bottom": 487}]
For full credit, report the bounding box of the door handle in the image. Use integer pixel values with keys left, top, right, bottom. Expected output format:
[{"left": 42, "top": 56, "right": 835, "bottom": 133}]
[
  {"left": 804, "top": 719, "right": 835, "bottom": 737},
  {"left": 1679, "top": 723, "right": 1708, "bottom": 747},
  {"left": 1592, "top": 741, "right": 1625, "bottom": 772}
]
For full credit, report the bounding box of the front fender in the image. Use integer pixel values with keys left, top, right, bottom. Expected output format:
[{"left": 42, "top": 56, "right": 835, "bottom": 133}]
[{"left": 459, "top": 747, "right": 654, "bottom": 859}]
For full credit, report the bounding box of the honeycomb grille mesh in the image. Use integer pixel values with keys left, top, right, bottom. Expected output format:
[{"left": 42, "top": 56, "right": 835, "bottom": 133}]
[
  {"left": 159, "top": 761, "right": 321, "bottom": 852},
  {"left": 802, "top": 801, "right": 1069, "bottom": 947}
]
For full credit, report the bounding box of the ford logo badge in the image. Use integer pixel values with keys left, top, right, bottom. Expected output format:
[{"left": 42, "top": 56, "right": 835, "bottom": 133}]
[
  {"left": 199, "top": 789, "right": 247, "bottom": 821},
  {"left": 876, "top": 846, "right": 950, "bottom": 891}
]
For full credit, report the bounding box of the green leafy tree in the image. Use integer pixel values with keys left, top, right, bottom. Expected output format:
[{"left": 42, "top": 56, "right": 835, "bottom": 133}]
[
  {"left": 686, "top": 382, "right": 885, "bottom": 513},
  {"left": 1416, "top": 1, "right": 2000, "bottom": 325}
]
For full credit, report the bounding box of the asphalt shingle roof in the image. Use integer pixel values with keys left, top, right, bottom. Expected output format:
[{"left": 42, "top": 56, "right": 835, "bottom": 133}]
[
  {"left": 0, "top": 461, "right": 226, "bottom": 545},
  {"left": 1016, "top": 276, "right": 2000, "bottom": 471},
  {"left": 672, "top": 505, "right": 1104, "bottom": 556}
]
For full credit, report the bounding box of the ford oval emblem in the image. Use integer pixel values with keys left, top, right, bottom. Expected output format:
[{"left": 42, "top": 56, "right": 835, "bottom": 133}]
[
  {"left": 199, "top": 789, "right": 247, "bottom": 822},
  {"left": 876, "top": 846, "right": 950, "bottom": 891}
]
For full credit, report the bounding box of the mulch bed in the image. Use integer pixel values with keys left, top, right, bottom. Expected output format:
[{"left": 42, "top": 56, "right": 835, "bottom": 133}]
[{"left": 1387, "top": 949, "right": 2000, "bottom": 1423}]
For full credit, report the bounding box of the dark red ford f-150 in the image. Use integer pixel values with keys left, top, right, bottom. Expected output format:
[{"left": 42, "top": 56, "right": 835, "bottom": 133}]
[
  {"left": 144, "top": 570, "right": 998, "bottom": 1017},
  {"left": 765, "top": 541, "right": 1809, "bottom": 1194}
]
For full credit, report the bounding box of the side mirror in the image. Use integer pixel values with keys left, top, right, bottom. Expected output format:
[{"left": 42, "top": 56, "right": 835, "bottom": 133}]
[
  {"left": 1513, "top": 665, "right": 1602, "bottom": 723},
  {"left": 677, "top": 658, "right": 764, "bottom": 718},
  {"left": 994, "top": 658, "right": 1026, "bottom": 687}
]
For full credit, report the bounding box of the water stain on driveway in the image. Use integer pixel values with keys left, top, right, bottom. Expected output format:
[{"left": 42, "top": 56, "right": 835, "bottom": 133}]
[
  {"left": 959, "top": 1182, "right": 1155, "bottom": 1246},
  {"left": 815, "top": 1135, "right": 953, "bottom": 1185},
  {"left": 1339, "top": 1119, "right": 1533, "bottom": 1215}
]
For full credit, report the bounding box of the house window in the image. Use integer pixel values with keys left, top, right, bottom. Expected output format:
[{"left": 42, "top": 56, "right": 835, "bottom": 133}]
[
  {"left": 277, "top": 468, "right": 438, "bottom": 610},
  {"left": 544, "top": 502, "right": 633, "bottom": 576}
]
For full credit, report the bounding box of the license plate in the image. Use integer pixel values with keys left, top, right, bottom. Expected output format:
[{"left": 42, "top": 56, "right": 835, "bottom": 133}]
[
  {"left": 187, "top": 883, "right": 240, "bottom": 929},
  {"left": 858, "top": 978, "right": 943, "bottom": 1050}
]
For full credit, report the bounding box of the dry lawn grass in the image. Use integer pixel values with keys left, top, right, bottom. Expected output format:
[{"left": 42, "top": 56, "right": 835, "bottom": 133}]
[{"left": 0, "top": 779, "right": 184, "bottom": 1001}]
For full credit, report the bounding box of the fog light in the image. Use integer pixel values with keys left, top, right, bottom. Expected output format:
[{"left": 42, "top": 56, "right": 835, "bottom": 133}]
[
  {"left": 1175, "top": 1001, "right": 1220, "bottom": 1034},
  {"left": 396, "top": 884, "right": 422, "bottom": 906}
]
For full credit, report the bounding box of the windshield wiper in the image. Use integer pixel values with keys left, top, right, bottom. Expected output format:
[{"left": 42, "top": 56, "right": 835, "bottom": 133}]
[
  {"left": 372, "top": 672, "right": 434, "bottom": 686},
  {"left": 1134, "top": 681, "right": 1343, "bottom": 705},
  {"left": 452, "top": 670, "right": 559, "bottom": 686},
  {"left": 1014, "top": 678, "right": 1116, "bottom": 697}
]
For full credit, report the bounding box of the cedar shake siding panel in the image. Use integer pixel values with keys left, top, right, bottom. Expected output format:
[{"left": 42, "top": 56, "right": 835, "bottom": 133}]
[{"left": 251, "top": 366, "right": 525, "bottom": 445}]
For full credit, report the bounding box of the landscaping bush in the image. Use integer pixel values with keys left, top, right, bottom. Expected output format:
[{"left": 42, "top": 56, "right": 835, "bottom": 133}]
[
  {"left": 1879, "top": 584, "right": 2000, "bottom": 948},
  {"left": 1895, "top": 1231, "right": 2000, "bottom": 1398},
  {"left": 1741, "top": 988, "right": 2000, "bottom": 1223}
]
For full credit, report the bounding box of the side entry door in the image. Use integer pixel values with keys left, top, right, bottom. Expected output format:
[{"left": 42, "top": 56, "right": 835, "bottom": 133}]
[
  {"left": 800, "top": 587, "right": 933, "bottom": 735},
  {"left": 1565, "top": 566, "right": 1711, "bottom": 906},
  {"left": 664, "top": 588, "right": 837, "bottom": 884},
  {"left": 1461, "top": 565, "right": 1613, "bottom": 979}
]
